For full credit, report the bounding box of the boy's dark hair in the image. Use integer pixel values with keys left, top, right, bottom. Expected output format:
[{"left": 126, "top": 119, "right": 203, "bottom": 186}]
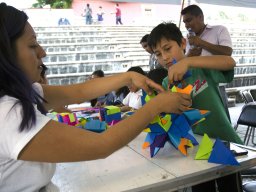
[
  {"left": 140, "top": 34, "right": 149, "bottom": 44},
  {"left": 147, "top": 68, "right": 168, "bottom": 86},
  {"left": 148, "top": 22, "right": 183, "bottom": 49},
  {"left": 92, "top": 69, "right": 104, "bottom": 77},
  {"left": 181, "top": 4, "right": 203, "bottom": 16},
  {"left": 127, "top": 66, "right": 146, "bottom": 76},
  {"left": 0, "top": 3, "right": 46, "bottom": 131}
]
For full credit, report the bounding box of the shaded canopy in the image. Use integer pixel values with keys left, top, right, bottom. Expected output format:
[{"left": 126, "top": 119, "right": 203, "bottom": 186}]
[
  {"left": 110, "top": 0, "right": 256, "bottom": 8},
  {"left": 197, "top": 0, "right": 256, "bottom": 8}
]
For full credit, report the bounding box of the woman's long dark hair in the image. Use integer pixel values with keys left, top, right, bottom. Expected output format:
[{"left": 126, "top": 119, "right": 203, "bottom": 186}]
[{"left": 0, "top": 3, "right": 46, "bottom": 131}]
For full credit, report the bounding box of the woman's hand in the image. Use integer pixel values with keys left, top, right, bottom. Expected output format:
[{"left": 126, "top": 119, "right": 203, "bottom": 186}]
[
  {"left": 154, "top": 91, "right": 192, "bottom": 114},
  {"left": 128, "top": 71, "right": 164, "bottom": 95}
]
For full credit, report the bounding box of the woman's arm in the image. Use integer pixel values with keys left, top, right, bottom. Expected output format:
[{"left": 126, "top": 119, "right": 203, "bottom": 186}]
[
  {"left": 18, "top": 91, "right": 191, "bottom": 162},
  {"left": 42, "top": 72, "right": 164, "bottom": 111}
]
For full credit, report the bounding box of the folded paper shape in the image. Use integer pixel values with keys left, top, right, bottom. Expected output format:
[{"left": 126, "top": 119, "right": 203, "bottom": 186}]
[
  {"left": 56, "top": 112, "right": 78, "bottom": 126},
  {"left": 195, "top": 134, "right": 213, "bottom": 160},
  {"left": 208, "top": 139, "right": 240, "bottom": 166},
  {"left": 183, "top": 109, "right": 210, "bottom": 126},
  {"left": 142, "top": 83, "right": 210, "bottom": 157},
  {"left": 85, "top": 120, "right": 107, "bottom": 133},
  {"left": 99, "top": 106, "right": 121, "bottom": 125}
]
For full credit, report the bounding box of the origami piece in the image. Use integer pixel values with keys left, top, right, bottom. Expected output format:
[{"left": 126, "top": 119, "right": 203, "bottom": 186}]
[
  {"left": 83, "top": 119, "right": 107, "bottom": 133},
  {"left": 195, "top": 134, "right": 214, "bottom": 160},
  {"left": 208, "top": 138, "right": 240, "bottom": 166},
  {"left": 47, "top": 112, "right": 58, "bottom": 121},
  {"left": 56, "top": 112, "right": 78, "bottom": 126},
  {"left": 99, "top": 105, "right": 121, "bottom": 125},
  {"left": 142, "top": 84, "right": 210, "bottom": 157}
]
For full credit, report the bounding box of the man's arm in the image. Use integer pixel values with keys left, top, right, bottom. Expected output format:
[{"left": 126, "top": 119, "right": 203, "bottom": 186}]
[
  {"left": 189, "top": 36, "right": 232, "bottom": 56},
  {"left": 197, "top": 39, "right": 232, "bottom": 55},
  {"left": 188, "top": 25, "right": 233, "bottom": 56}
]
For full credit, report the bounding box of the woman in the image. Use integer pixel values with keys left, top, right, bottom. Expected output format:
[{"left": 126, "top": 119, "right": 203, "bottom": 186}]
[{"left": 0, "top": 3, "right": 191, "bottom": 191}]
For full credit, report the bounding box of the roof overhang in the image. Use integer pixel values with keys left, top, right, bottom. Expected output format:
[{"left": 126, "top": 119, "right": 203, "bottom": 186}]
[{"left": 108, "top": 0, "right": 256, "bottom": 8}]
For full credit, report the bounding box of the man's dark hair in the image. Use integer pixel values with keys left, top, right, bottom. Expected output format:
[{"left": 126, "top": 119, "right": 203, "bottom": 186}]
[
  {"left": 92, "top": 69, "right": 104, "bottom": 77},
  {"left": 181, "top": 4, "right": 203, "bottom": 16},
  {"left": 148, "top": 22, "right": 183, "bottom": 50},
  {"left": 140, "top": 34, "right": 149, "bottom": 44}
]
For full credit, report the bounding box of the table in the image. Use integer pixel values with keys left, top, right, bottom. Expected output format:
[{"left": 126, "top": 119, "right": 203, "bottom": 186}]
[{"left": 51, "top": 133, "right": 256, "bottom": 192}]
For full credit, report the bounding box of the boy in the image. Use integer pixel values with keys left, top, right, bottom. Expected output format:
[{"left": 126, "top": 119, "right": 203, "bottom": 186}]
[
  {"left": 148, "top": 22, "right": 242, "bottom": 144},
  {"left": 148, "top": 22, "right": 242, "bottom": 192}
]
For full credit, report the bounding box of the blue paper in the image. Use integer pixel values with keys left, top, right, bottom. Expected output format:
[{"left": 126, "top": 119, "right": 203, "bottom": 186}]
[
  {"left": 85, "top": 120, "right": 107, "bottom": 133},
  {"left": 208, "top": 139, "right": 240, "bottom": 166}
]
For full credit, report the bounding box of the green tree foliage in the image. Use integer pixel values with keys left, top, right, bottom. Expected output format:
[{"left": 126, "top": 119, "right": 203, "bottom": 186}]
[
  {"left": 238, "top": 13, "right": 248, "bottom": 22},
  {"left": 219, "top": 11, "right": 229, "bottom": 20},
  {"left": 32, "top": 0, "right": 73, "bottom": 8}
]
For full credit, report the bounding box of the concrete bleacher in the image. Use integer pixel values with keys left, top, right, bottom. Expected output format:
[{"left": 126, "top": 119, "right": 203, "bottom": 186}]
[
  {"left": 35, "top": 25, "right": 256, "bottom": 100},
  {"left": 36, "top": 25, "right": 153, "bottom": 84}
]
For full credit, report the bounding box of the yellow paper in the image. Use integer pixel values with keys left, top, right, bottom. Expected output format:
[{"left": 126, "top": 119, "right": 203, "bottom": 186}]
[
  {"left": 105, "top": 106, "right": 120, "bottom": 115},
  {"left": 195, "top": 134, "right": 213, "bottom": 160}
]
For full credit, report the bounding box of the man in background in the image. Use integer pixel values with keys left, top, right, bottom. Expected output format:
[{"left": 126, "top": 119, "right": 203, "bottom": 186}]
[
  {"left": 83, "top": 3, "right": 93, "bottom": 25},
  {"left": 140, "top": 34, "right": 162, "bottom": 70},
  {"left": 115, "top": 3, "right": 123, "bottom": 25},
  {"left": 181, "top": 4, "right": 233, "bottom": 121}
]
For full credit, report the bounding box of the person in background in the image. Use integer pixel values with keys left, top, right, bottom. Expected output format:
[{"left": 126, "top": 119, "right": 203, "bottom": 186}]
[
  {"left": 181, "top": 4, "right": 232, "bottom": 121},
  {"left": 104, "top": 86, "right": 130, "bottom": 106},
  {"left": 97, "top": 6, "right": 104, "bottom": 24},
  {"left": 89, "top": 70, "right": 108, "bottom": 107},
  {"left": 37, "top": 64, "right": 70, "bottom": 113},
  {"left": 140, "top": 34, "right": 162, "bottom": 70},
  {"left": 114, "top": 3, "right": 123, "bottom": 25},
  {"left": 0, "top": 3, "right": 192, "bottom": 191},
  {"left": 83, "top": 3, "right": 93, "bottom": 25},
  {"left": 148, "top": 21, "right": 242, "bottom": 192},
  {"left": 58, "top": 18, "right": 70, "bottom": 26},
  {"left": 90, "top": 69, "right": 104, "bottom": 79},
  {"left": 121, "top": 66, "right": 146, "bottom": 112},
  {"left": 90, "top": 70, "right": 128, "bottom": 107},
  {"left": 147, "top": 68, "right": 168, "bottom": 86},
  {"left": 112, "top": 86, "right": 130, "bottom": 106}
]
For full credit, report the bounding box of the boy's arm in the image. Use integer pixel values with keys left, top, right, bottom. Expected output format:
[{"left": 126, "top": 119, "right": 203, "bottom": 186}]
[
  {"left": 185, "top": 55, "right": 235, "bottom": 70},
  {"left": 168, "top": 56, "right": 235, "bottom": 83}
]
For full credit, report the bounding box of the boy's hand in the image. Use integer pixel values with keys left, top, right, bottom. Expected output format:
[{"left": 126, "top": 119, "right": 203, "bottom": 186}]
[{"left": 168, "top": 59, "right": 189, "bottom": 84}]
